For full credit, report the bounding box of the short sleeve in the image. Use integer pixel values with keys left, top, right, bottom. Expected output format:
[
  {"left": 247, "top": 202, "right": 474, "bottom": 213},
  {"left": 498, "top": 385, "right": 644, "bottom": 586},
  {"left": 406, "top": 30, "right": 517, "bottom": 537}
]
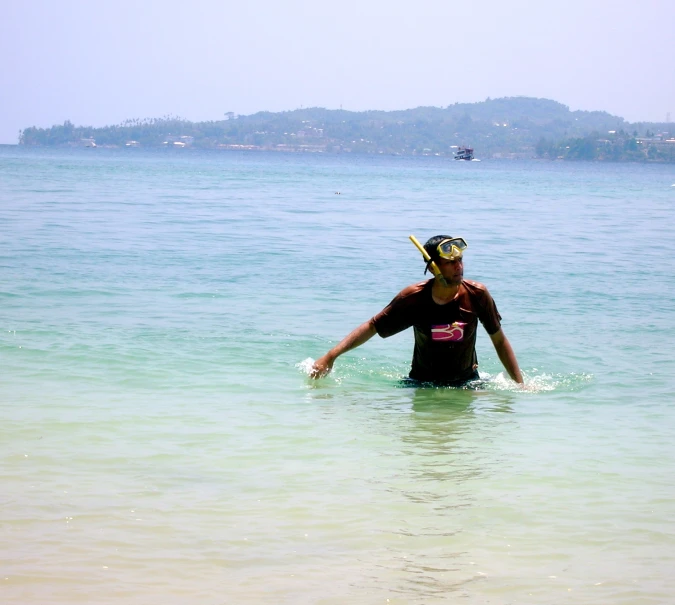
[
  {"left": 476, "top": 288, "right": 502, "bottom": 335},
  {"left": 372, "top": 285, "right": 424, "bottom": 338}
]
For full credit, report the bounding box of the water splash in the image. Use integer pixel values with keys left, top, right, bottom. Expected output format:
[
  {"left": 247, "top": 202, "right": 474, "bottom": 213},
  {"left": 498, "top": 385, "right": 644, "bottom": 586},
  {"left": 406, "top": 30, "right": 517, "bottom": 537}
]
[
  {"left": 481, "top": 370, "right": 594, "bottom": 392},
  {"left": 298, "top": 358, "right": 592, "bottom": 393},
  {"left": 297, "top": 357, "right": 351, "bottom": 387},
  {"left": 296, "top": 357, "right": 316, "bottom": 376}
]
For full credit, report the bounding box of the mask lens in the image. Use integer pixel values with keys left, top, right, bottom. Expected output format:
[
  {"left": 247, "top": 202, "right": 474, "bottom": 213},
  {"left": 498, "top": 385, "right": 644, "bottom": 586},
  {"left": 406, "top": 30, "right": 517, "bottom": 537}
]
[{"left": 438, "top": 238, "right": 467, "bottom": 258}]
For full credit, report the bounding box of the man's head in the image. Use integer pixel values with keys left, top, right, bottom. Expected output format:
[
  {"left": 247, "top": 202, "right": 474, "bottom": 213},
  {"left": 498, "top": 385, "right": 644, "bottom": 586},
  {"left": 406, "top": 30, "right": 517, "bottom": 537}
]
[{"left": 423, "top": 235, "right": 468, "bottom": 284}]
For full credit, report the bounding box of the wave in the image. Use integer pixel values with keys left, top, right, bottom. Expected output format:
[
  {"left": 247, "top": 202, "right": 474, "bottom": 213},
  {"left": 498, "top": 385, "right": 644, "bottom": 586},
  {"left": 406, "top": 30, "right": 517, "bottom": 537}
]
[{"left": 296, "top": 357, "right": 592, "bottom": 393}]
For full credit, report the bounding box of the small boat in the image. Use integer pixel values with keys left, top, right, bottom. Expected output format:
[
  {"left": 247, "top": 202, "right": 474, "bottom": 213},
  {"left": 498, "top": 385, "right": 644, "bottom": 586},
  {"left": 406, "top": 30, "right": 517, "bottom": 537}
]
[{"left": 454, "top": 147, "right": 474, "bottom": 160}]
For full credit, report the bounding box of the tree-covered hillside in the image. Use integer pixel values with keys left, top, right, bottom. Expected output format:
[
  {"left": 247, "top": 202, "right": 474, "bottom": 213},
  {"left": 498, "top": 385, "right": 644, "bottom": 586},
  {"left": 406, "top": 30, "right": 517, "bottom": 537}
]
[{"left": 19, "top": 97, "right": 675, "bottom": 162}]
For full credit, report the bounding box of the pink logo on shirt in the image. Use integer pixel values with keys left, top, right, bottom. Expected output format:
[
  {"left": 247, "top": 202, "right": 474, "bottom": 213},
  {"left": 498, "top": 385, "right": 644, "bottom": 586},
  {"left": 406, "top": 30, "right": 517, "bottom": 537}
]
[{"left": 431, "top": 322, "right": 467, "bottom": 342}]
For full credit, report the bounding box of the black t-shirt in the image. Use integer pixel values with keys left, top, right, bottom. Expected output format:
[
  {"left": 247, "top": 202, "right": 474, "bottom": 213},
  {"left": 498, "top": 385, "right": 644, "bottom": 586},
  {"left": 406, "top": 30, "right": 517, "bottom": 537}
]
[{"left": 372, "top": 279, "right": 502, "bottom": 382}]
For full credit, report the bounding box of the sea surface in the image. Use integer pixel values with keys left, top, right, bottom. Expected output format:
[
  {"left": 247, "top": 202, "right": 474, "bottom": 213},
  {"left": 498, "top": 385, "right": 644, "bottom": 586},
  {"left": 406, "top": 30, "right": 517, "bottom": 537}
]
[{"left": 1, "top": 146, "right": 674, "bottom": 604}]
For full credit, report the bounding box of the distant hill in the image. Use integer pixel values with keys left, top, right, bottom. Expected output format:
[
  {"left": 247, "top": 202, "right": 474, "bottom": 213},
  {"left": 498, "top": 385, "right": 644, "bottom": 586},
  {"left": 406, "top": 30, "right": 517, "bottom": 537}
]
[{"left": 19, "top": 97, "right": 675, "bottom": 162}]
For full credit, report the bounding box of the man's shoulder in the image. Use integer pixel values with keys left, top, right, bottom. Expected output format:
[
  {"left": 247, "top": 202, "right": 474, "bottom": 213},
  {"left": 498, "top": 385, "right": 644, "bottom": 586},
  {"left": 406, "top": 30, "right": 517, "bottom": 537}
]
[
  {"left": 398, "top": 280, "right": 432, "bottom": 299},
  {"left": 382, "top": 280, "right": 431, "bottom": 309},
  {"left": 462, "top": 279, "right": 490, "bottom": 294},
  {"left": 461, "top": 280, "right": 495, "bottom": 303}
]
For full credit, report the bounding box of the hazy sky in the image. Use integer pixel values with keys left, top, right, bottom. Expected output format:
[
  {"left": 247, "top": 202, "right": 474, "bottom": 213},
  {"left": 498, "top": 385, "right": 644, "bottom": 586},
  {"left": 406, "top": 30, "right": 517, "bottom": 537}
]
[{"left": 1, "top": 0, "right": 673, "bottom": 144}]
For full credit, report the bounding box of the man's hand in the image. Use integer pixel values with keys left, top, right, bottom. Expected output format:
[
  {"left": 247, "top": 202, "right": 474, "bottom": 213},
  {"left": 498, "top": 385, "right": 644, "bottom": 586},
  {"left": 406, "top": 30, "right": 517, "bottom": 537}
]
[
  {"left": 310, "top": 355, "right": 334, "bottom": 379},
  {"left": 309, "top": 321, "right": 377, "bottom": 379}
]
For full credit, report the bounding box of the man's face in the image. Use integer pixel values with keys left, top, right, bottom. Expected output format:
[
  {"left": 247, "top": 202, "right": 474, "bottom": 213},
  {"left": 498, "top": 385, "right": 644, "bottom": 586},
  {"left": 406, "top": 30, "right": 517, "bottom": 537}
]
[{"left": 436, "top": 256, "right": 464, "bottom": 285}]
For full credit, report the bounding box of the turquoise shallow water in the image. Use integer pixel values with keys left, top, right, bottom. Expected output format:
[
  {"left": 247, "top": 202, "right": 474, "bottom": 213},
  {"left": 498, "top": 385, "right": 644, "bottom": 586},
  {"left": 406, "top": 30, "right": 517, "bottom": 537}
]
[{"left": 1, "top": 146, "right": 675, "bottom": 604}]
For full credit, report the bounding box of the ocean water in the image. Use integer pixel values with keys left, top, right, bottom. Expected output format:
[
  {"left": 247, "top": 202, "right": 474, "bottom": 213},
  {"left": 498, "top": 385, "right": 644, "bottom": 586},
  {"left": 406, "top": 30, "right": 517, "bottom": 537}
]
[{"left": 1, "top": 146, "right": 674, "bottom": 604}]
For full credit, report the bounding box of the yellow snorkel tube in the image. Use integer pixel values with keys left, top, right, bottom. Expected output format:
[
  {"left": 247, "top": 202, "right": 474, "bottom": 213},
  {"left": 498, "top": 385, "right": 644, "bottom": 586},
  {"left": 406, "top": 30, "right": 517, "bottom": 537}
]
[{"left": 409, "top": 235, "right": 448, "bottom": 286}]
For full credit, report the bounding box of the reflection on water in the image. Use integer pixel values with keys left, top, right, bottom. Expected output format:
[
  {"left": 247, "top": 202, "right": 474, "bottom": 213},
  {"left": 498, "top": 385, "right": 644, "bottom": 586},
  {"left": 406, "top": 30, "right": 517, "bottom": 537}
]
[{"left": 329, "top": 386, "right": 519, "bottom": 602}]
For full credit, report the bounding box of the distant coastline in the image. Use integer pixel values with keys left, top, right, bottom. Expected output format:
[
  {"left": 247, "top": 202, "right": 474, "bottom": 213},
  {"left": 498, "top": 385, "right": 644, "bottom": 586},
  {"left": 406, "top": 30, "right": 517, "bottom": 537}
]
[{"left": 18, "top": 97, "right": 675, "bottom": 163}]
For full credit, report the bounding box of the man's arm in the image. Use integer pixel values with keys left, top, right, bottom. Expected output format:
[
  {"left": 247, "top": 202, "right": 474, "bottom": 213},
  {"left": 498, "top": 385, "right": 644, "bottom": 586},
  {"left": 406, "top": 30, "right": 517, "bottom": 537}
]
[
  {"left": 488, "top": 328, "right": 524, "bottom": 385},
  {"left": 310, "top": 320, "right": 378, "bottom": 378}
]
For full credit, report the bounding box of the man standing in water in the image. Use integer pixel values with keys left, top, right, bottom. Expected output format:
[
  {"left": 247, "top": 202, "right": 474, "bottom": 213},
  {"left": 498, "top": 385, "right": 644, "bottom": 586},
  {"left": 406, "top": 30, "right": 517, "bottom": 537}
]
[{"left": 311, "top": 235, "right": 525, "bottom": 387}]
